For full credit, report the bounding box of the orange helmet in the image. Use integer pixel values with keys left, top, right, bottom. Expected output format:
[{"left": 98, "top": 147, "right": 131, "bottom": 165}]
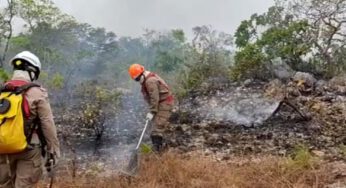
[{"left": 128, "top": 64, "right": 145, "bottom": 79}]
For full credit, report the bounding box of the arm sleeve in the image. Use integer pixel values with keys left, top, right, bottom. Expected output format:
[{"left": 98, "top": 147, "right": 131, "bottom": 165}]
[
  {"left": 145, "top": 79, "right": 160, "bottom": 113},
  {"left": 36, "top": 90, "right": 61, "bottom": 158}
]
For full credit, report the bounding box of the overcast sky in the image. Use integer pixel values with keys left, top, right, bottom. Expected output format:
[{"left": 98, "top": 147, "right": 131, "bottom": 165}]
[{"left": 52, "top": 0, "right": 274, "bottom": 38}]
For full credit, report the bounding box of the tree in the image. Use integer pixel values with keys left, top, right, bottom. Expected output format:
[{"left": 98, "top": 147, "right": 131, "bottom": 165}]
[
  {"left": 289, "top": 0, "right": 346, "bottom": 74},
  {"left": 233, "top": 5, "right": 314, "bottom": 80},
  {"left": 259, "top": 20, "right": 312, "bottom": 69},
  {"left": 176, "top": 26, "right": 233, "bottom": 97},
  {"left": 232, "top": 44, "right": 266, "bottom": 80},
  {"left": 150, "top": 29, "right": 187, "bottom": 73},
  {"left": 234, "top": 6, "right": 288, "bottom": 48},
  {"left": 82, "top": 26, "right": 119, "bottom": 77},
  {"left": 192, "top": 25, "right": 232, "bottom": 53},
  {"left": 0, "top": 0, "right": 15, "bottom": 67},
  {"left": 0, "top": 0, "right": 74, "bottom": 67},
  {"left": 16, "top": 0, "right": 73, "bottom": 31}
]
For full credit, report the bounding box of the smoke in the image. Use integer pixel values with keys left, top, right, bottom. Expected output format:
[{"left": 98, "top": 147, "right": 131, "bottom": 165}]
[
  {"left": 59, "top": 89, "right": 149, "bottom": 175},
  {"left": 7, "top": 0, "right": 276, "bottom": 174},
  {"left": 184, "top": 87, "right": 280, "bottom": 127},
  {"left": 207, "top": 94, "right": 280, "bottom": 126}
]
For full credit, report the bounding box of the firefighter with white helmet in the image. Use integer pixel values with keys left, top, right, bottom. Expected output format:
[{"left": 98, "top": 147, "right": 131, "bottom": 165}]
[{"left": 0, "top": 51, "right": 60, "bottom": 188}]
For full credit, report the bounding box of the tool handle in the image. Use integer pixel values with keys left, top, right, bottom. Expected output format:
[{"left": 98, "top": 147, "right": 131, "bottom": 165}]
[
  {"left": 46, "top": 159, "right": 54, "bottom": 172},
  {"left": 135, "top": 119, "right": 150, "bottom": 149}
]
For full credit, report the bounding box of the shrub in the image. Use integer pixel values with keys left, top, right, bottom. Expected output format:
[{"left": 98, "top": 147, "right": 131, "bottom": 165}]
[{"left": 64, "top": 80, "right": 121, "bottom": 140}]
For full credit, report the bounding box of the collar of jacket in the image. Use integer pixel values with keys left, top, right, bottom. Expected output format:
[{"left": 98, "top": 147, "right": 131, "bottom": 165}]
[
  {"left": 12, "top": 70, "right": 31, "bottom": 82},
  {"left": 140, "top": 71, "right": 150, "bottom": 84}
]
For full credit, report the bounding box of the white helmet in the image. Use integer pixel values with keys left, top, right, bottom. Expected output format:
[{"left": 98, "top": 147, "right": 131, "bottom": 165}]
[{"left": 10, "top": 51, "right": 41, "bottom": 80}]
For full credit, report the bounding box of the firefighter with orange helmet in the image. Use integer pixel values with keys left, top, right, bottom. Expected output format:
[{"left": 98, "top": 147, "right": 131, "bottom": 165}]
[{"left": 128, "top": 64, "right": 174, "bottom": 152}]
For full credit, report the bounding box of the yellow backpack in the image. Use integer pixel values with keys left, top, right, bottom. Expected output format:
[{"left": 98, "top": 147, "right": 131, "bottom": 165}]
[{"left": 0, "top": 81, "right": 40, "bottom": 154}]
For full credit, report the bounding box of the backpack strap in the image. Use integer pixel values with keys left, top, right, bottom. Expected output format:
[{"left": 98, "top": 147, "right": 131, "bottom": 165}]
[
  {"left": 141, "top": 73, "right": 174, "bottom": 104},
  {"left": 0, "top": 80, "right": 40, "bottom": 94},
  {"left": 142, "top": 73, "right": 170, "bottom": 91},
  {"left": 15, "top": 83, "right": 40, "bottom": 94},
  {"left": 146, "top": 73, "right": 171, "bottom": 91},
  {"left": 17, "top": 83, "right": 41, "bottom": 145},
  {"left": 25, "top": 118, "right": 39, "bottom": 149},
  {"left": 19, "top": 83, "right": 40, "bottom": 119},
  {"left": 141, "top": 73, "right": 161, "bottom": 98}
]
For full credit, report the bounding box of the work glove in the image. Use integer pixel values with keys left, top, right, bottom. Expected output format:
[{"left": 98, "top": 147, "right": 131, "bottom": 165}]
[
  {"left": 146, "top": 112, "right": 155, "bottom": 121},
  {"left": 45, "top": 152, "right": 56, "bottom": 172}
]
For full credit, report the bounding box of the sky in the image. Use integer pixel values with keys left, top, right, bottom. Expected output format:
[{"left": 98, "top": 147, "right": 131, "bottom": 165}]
[{"left": 52, "top": 0, "right": 275, "bottom": 38}]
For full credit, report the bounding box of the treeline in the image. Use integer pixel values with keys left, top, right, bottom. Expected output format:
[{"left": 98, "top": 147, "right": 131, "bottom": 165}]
[
  {"left": 1, "top": 1, "right": 345, "bottom": 93},
  {"left": 0, "top": 0, "right": 234, "bottom": 94},
  {"left": 1, "top": 0, "right": 345, "bottom": 138}
]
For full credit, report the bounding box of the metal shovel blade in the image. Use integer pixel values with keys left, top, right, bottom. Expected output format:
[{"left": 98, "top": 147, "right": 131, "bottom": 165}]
[
  {"left": 123, "top": 149, "right": 139, "bottom": 176},
  {"left": 121, "top": 119, "right": 150, "bottom": 176}
]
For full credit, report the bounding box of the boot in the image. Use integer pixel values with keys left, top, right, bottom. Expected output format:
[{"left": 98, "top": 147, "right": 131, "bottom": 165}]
[{"left": 151, "top": 135, "right": 163, "bottom": 153}]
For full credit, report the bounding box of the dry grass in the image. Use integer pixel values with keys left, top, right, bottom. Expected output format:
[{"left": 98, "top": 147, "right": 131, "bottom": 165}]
[{"left": 37, "top": 150, "right": 344, "bottom": 188}]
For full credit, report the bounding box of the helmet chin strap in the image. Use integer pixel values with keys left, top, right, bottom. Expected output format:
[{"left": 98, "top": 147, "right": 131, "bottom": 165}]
[
  {"left": 28, "top": 71, "right": 36, "bottom": 81},
  {"left": 23, "top": 66, "right": 37, "bottom": 81}
]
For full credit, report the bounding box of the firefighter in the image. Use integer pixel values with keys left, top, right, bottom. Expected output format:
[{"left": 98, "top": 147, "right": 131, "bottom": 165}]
[
  {"left": 0, "top": 51, "right": 60, "bottom": 188},
  {"left": 128, "top": 64, "right": 174, "bottom": 152}
]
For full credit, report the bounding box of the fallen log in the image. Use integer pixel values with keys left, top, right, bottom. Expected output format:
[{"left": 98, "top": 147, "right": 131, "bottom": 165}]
[{"left": 271, "top": 97, "right": 311, "bottom": 121}]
